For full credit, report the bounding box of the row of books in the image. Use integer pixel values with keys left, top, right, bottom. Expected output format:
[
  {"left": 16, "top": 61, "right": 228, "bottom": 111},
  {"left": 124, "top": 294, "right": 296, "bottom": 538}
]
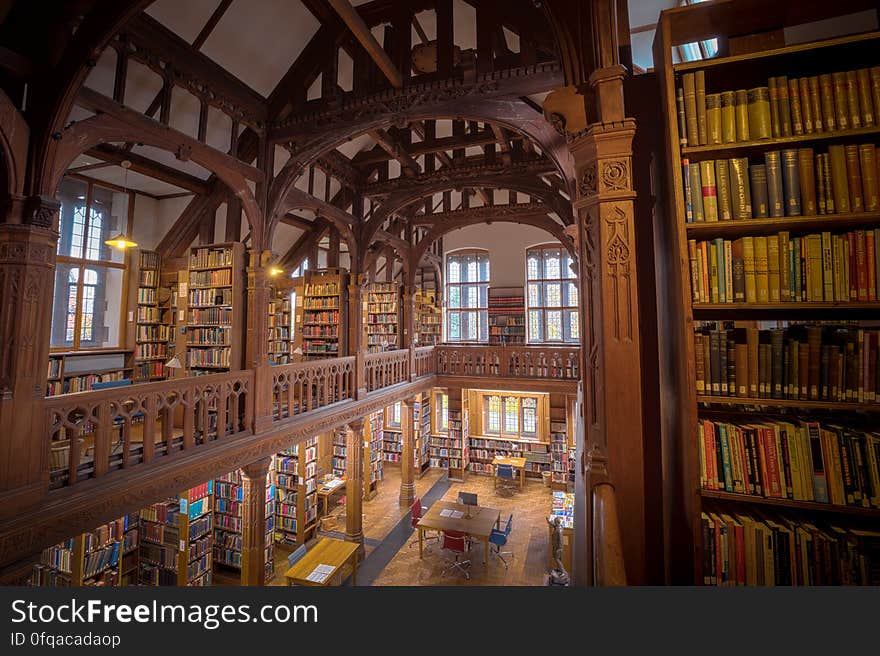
[
  {"left": 301, "top": 327, "right": 337, "bottom": 338},
  {"left": 303, "top": 298, "right": 338, "bottom": 309},
  {"left": 137, "top": 306, "right": 161, "bottom": 323},
  {"left": 367, "top": 302, "right": 397, "bottom": 312},
  {"left": 139, "top": 251, "right": 160, "bottom": 270},
  {"left": 187, "top": 327, "right": 230, "bottom": 344},
  {"left": 682, "top": 145, "right": 880, "bottom": 224},
  {"left": 65, "top": 371, "right": 126, "bottom": 394},
  {"left": 698, "top": 418, "right": 879, "bottom": 508},
  {"left": 135, "top": 343, "right": 167, "bottom": 360},
  {"left": 678, "top": 67, "right": 880, "bottom": 148},
  {"left": 190, "top": 247, "right": 232, "bottom": 269},
  {"left": 188, "top": 288, "right": 233, "bottom": 307},
  {"left": 133, "top": 362, "right": 164, "bottom": 379},
  {"left": 304, "top": 283, "right": 339, "bottom": 296},
  {"left": 187, "top": 349, "right": 230, "bottom": 368},
  {"left": 136, "top": 325, "right": 169, "bottom": 341},
  {"left": 187, "top": 307, "right": 232, "bottom": 325},
  {"left": 695, "top": 325, "right": 879, "bottom": 403},
  {"left": 138, "top": 269, "right": 158, "bottom": 287},
  {"left": 137, "top": 288, "right": 157, "bottom": 304},
  {"left": 302, "top": 311, "right": 338, "bottom": 323},
  {"left": 687, "top": 229, "right": 880, "bottom": 304},
  {"left": 189, "top": 269, "right": 231, "bottom": 287},
  {"left": 700, "top": 509, "right": 879, "bottom": 585}
]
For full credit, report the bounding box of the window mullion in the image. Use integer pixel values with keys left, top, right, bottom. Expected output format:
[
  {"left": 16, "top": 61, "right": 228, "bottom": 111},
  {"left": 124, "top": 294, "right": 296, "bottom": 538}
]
[{"left": 72, "top": 264, "right": 86, "bottom": 349}]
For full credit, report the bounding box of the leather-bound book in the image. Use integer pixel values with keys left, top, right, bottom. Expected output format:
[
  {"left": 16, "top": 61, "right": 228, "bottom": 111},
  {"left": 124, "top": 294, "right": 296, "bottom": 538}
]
[
  {"left": 797, "top": 148, "right": 816, "bottom": 215},
  {"left": 696, "top": 70, "right": 708, "bottom": 145},
  {"left": 856, "top": 69, "right": 874, "bottom": 127},
  {"left": 715, "top": 158, "right": 733, "bottom": 221},
  {"left": 832, "top": 71, "right": 849, "bottom": 130},
  {"left": 828, "top": 144, "right": 850, "bottom": 214},
  {"left": 720, "top": 90, "right": 737, "bottom": 143},
  {"left": 706, "top": 93, "right": 722, "bottom": 145},
  {"left": 787, "top": 78, "right": 804, "bottom": 135},
  {"left": 819, "top": 74, "right": 836, "bottom": 131},
  {"left": 845, "top": 70, "right": 861, "bottom": 129},
  {"left": 748, "top": 86, "right": 771, "bottom": 139},
  {"left": 808, "top": 76, "right": 823, "bottom": 132},
  {"left": 844, "top": 144, "right": 864, "bottom": 213},
  {"left": 777, "top": 76, "right": 792, "bottom": 136},
  {"left": 749, "top": 163, "right": 769, "bottom": 218},
  {"left": 728, "top": 157, "right": 752, "bottom": 220},
  {"left": 858, "top": 144, "right": 879, "bottom": 212},
  {"left": 676, "top": 87, "right": 689, "bottom": 146},
  {"left": 764, "top": 151, "right": 784, "bottom": 217},
  {"left": 734, "top": 89, "right": 750, "bottom": 142},
  {"left": 781, "top": 149, "right": 802, "bottom": 216},
  {"left": 742, "top": 236, "right": 757, "bottom": 303},
  {"left": 682, "top": 73, "right": 699, "bottom": 146},
  {"left": 768, "top": 76, "right": 781, "bottom": 137}
]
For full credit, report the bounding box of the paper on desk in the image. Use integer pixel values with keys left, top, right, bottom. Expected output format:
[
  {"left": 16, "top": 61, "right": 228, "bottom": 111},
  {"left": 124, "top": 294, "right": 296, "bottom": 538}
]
[
  {"left": 305, "top": 563, "right": 335, "bottom": 583},
  {"left": 450, "top": 510, "right": 464, "bottom": 519},
  {"left": 439, "top": 509, "right": 452, "bottom": 518}
]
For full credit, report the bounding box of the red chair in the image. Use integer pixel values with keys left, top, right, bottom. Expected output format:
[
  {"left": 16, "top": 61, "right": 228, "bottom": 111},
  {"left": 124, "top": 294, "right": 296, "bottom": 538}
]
[
  {"left": 409, "top": 497, "right": 439, "bottom": 549},
  {"left": 441, "top": 530, "right": 471, "bottom": 580}
]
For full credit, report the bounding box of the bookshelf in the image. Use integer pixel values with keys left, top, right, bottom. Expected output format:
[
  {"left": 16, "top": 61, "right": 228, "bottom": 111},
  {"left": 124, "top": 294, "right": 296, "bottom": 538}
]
[
  {"left": 138, "top": 482, "right": 213, "bottom": 586},
  {"left": 272, "top": 436, "right": 318, "bottom": 546},
  {"left": 438, "top": 390, "right": 468, "bottom": 481},
  {"left": 186, "top": 243, "right": 246, "bottom": 373},
  {"left": 296, "top": 268, "right": 349, "bottom": 359},
  {"left": 364, "top": 282, "right": 400, "bottom": 353},
  {"left": 46, "top": 349, "right": 132, "bottom": 396},
  {"left": 550, "top": 421, "right": 574, "bottom": 490},
  {"left": 468, "top": 436, "right": 552, "bottom": 478},
  {"left": 488, "top": 287, "right": 526, "bottom": 345},
  {"left": 414, "top": 290, "right": 441, "bottom": 346},
  {"left": 269, "top": 286, "right": 293, "bottom": 365},
  {"left": 213, "top": 470, "right": 276, "bottom": 582},
  {"left": 30, "top": 514, "right": 139, "bottom": 587},
  {"left": 331, "top": 428, "right": 347, "bottom": 478},
  {"left": 363, "top": 411, "right": 384, "bottom": 500},
  {"left": 414, "top": 392, "right": 431, "bottom": 477},
  {"left": 382, "top": 402, "right": 403, "bottom": 463},
  {"left": 132, "top": 249, "right": 168, "bottom": 381},
  {"left": 654, "top": 0, "right": 880, "bottom": 584}
]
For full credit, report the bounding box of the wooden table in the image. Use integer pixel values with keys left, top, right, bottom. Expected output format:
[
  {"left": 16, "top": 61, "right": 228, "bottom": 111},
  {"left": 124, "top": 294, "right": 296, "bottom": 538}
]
[
  {"left": 417, "top": 500, "right": 501, "bottom": 565},
  {"left": 493, "top": 455, "right": 526, "bottom": 489},
  {"left": 283, "top": 537, "right": 359, "bottom": 586},
  {"left": 316, "top": 477, "right": 346, "bottom": 517}
]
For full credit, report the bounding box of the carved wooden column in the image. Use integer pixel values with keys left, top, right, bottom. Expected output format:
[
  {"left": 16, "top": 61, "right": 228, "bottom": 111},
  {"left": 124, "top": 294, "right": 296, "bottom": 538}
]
[
  {"left": 246, "top": 250, "right": 273, "bottom": 433},
  {"left": 344, "top": 418, "right": 366, "bottom": 557},
  {"left": 239, "top": 457, "right": 271, "bottom": 586},
  {"left": 569, "top": 64, "right": 646, "bottom": 585},
  {"left": 401, "top": 283, "right": 416, "bottom": 380},
  {"left": 347, "top": 276, "right": 367, "bottom": 398},
  {"left": 0, "top": 195, "right": 60, "bottom": 520},
  {"left": 399, "top": 395, "right": 416, "bottom": 506}
]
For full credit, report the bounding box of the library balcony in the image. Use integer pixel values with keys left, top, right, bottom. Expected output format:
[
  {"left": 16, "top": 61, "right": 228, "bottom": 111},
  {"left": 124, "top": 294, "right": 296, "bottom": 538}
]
[{"left": 435, "top": 344, "right": 580, "bottom": 392}]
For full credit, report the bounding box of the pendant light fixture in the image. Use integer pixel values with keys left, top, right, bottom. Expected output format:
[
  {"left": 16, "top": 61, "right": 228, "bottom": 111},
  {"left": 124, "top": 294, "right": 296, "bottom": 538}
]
[{"left": 105, "top": 160, "right": 138, "bottom": 250}]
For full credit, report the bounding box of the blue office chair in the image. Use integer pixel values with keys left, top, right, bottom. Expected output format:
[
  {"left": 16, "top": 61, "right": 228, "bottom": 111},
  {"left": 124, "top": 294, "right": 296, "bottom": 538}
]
[
  {"left": 495, "top": 463, "right": 517, "bottom": 494},
  {"left": 489, "top": 514, "right": 514, "bottom": 568},
  {"left": 287, "top": 544, "right": 307, "bottom": 569}
]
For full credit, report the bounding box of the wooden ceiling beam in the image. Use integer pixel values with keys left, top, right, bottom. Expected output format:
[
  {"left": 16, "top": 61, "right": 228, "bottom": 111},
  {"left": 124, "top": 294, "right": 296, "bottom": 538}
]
[
  {"left": 326, "top": 0, "right": 403, "bottom": 89},
  {"left": 83, "top": 143, "right": 212, "bottom": 195},
  {"left": 280, "top": 213, "right": 317, "bottom": 231},
  {"left": 491, "top": 124, "right": 512, "bottom": 166},
  {"left": 368, "top": 128, "right": 420, "bottom": 176},
  {"left": 280, "top": 217, "right": 330, "bottom": 269},
  {"left": 353, "top": 127, "right": 504, "bottom": 165}
]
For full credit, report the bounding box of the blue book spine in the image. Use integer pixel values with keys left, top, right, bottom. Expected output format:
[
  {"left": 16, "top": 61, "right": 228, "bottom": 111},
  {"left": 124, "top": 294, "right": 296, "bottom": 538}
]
[
  {"left": 683, "top": 158, "right": 694, "bottom": 223},
  {"left": 719, "top": 424, "right": 734, "bottom": 492}
]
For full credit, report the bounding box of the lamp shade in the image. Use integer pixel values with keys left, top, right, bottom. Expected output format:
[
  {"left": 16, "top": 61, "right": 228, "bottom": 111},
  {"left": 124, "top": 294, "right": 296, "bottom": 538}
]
[
  {"left": 165, "top": 355, "right": 183, "bottom": 369},
  {"left": 105, "top": 233, "right": 138, "bottom": 250}
]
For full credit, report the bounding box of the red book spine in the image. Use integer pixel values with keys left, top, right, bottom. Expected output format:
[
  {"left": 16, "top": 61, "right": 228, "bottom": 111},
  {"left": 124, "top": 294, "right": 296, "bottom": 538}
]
[
  {"left": 762, "top": 426, "right": 784, "bottom": 498},
  {"left": 848, "top": 232, "right": 858, "bottom": 300},
  {"left": 735, "top": 426, "right": 750, "bottom": 495},
  {"left": 703, "top": 420, "right": 717, "bottom": 490},
  {"left": 867, "top": 230, "right": 877, "bottom": 300}
]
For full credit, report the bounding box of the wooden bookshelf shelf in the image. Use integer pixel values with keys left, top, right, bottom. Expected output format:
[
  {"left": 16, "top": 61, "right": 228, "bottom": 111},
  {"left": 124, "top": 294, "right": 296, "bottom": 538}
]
[
  {"left": 674, "top": 30, "right": 880, "bottom": 74},
  {"left": 697, "top": 395, "right": 880, "bottom": 412},
  {"left": 681, "top": 125, "right": 880, "bottom": 162},
  {"left": 685, "top": 210, "right": 880, "bottom": 238},
  {"left": 693, "top": 301, "right": 880, "bottom": 315},
  {"left": 701, "top": 489, "right": 880, "bottom": 518}
]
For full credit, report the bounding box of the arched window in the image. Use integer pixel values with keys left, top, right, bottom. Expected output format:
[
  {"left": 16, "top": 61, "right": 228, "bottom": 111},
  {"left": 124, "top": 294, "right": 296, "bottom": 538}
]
[
  {"left": 291, "top": 258, "right": 309, "bottom": 278},
  {"left": 525, "top": 244, "right": 579, "bottom": 343},
  {"left": 445, "top": 249, "right": 490, "bottom": 342},
  {"left": 51, "top": 177, "right": 128, "bottom": 349}
]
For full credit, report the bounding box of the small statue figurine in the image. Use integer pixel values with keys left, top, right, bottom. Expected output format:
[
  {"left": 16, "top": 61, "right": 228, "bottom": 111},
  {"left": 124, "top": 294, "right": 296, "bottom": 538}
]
[{"left": 547, "top": 515, "right": 570, "bottom": 586}]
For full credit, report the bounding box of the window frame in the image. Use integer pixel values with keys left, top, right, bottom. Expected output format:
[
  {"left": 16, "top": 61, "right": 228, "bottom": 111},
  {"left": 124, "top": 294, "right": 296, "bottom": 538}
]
[
  {"left": 433, "top": 391, "right": 449, "bottom": 434},
  {"left": 525, "top": 243, "right": 579, "bottom": 344},
  {"left": 478, "top": 391, "right": 545, "bottom": 440},
  {"left": 52, "top": 175, "right": 130, "bottom": 352},
  {"left": 445, "top": 248, "right": 490, "bottom": 343}
]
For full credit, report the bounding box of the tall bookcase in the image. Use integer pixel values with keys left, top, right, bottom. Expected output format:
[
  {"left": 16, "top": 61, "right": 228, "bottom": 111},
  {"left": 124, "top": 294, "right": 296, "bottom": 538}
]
[
  {"left": 213, "top": 470, "right": 276, "bottom": 582},
  {"left": 30, "top": 514, "right": 139, "bottom": 587},
  {"left": 138, "top": 483, "right": 213, "bottom": 586},
  {"left": 655, "top": 0, "right": 880, "bottom": 585},
  {"left": 186, "top": 242, "right": 246, "bottom": 373},
  {"left": 331, "top": 428, "right": 347, "bottom": 478},
  {"left": 269, "top": 286, "right": 293, "bottom": 365},
  {"left": 363, "top": 411, "right": 384, "bottom": 500},
  {"left": 132, "top": 249, "right": 168, "bottom": 381},
  {"left": 364, "top": 282, "right": 401, "bottom": 353},
  {"left": 488, "top": 287, "right": 526, "bottom": 345},
  {"left": 382, "top": 402, "right": 403, "bottom": 463},
  {"left": 272, "top": 436, "right": 318, "bottom": 546},
  {"left": 430, "top": 389, "right": 468, "bottom": 481},
  {"left": 296, "top": 268, "right": 349, "bottom": 359},
  {"left": 414, "top": 290, "right": 441, "bottom": 345},
  {"left": 381, "top": 397, "right": 430, "bottom": 477}
]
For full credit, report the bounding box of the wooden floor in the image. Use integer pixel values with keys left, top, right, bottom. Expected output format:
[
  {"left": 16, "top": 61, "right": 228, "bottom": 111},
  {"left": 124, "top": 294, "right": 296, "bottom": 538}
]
[{"left": 219, "top": 465, "right": 558, "bottom": 586}]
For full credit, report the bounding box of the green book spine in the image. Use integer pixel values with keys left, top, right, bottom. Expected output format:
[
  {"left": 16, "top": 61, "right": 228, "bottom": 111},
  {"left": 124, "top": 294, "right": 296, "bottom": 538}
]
[
  {"left": 734, "top": 89, "right": 750, "bottom": 142},
  {"left": 808, "top": 76, "right": 823, "bottom": 132},
  {"left": 781, "top": 149, "right": 802, "bottom": 216},
  {"left": 715, "top": 238, "right": 727, "bottom": 303},
  {"left": 683, "top": 73, "right": 700, "bottom": 147},
  {"left": 798, "top": 78, "right": 814, "bottom": 134},
  {"left": 700, "top": 160, "right": 719, "bottom": 222},
  {"left": 779, "top": 231, "right": 791, "bottom": 301},
  {"left": 696, "top": 70, "right": 708, "bottom": 146},
  {"left": 676, "top": 87, "right": 689, "bottom": 146},
  {"left": 749, "top": 164, "right": 769, "bottom": 218},
  {"left": 765, "top": 151, "right": 785, "bottom": 218},
  {"left": 728, "top": 157, "right": 752, "bottom": 220},
  {"left": 682, "top": 159, "right": 694, "bottom": 222},
  {"left": 689, "top": 161, "right": 705, "bottom": 222},
  {"left": 720, "top": 91, "right": 737, "bottom": 143},
  {"left": 797, "top": 148, "right": 816, "bottom": 216},
  {"left": 822, "top": 152, "right": 835, "bottom": 214},
  {"left": 748, "top": 87, "right": 771, "bottom": 140},
  {"left": 706, "top": 93, "right": 722, "bottom": 145},
  {"left": 715, "top": 159, "right": 733, "bottom": 221}
]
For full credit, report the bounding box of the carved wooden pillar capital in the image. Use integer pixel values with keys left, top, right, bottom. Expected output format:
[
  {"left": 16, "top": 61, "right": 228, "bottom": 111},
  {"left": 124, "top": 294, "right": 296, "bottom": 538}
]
[
  {"left": 0, "top": 213, "right": 60, "bottom": 519},
  {"left": 239, "top": 459, "right": 270, "bottom": 586}
]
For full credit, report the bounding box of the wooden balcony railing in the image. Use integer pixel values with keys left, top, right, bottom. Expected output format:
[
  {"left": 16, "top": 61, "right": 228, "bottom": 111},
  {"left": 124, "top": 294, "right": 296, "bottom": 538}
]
[
  {"left": 45, "top": 370, "right": 254, "bottom": 489},
  {"left": 414, "top": 346, "right": 435, "bottom": 378},
  {"left": 270, "top": 356, "right": 356, "bottom": 421},
  {"left": 364, "top": 349, "right": 411, "bottom": 391},
  {"left": 435, "top": 345, "right": 580, "bottom": 380}
]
